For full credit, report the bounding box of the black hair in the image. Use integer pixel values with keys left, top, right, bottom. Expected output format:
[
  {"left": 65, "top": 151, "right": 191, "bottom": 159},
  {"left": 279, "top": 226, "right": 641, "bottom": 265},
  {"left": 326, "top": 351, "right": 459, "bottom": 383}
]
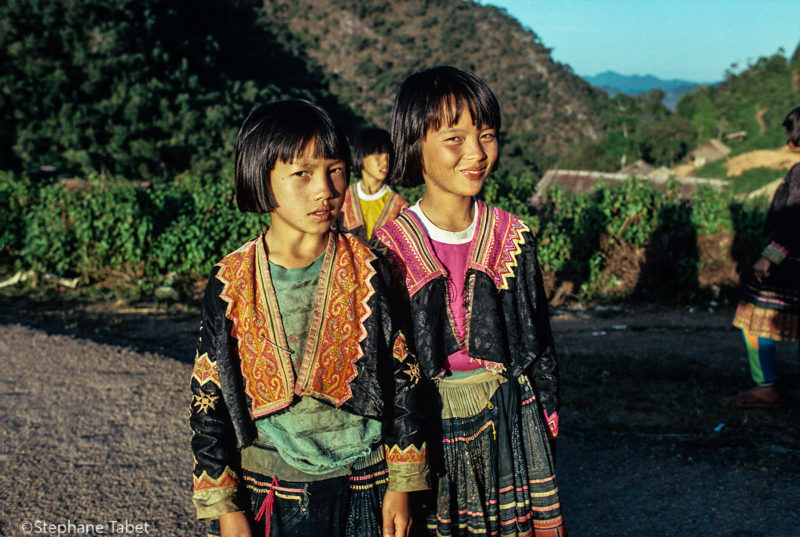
[
  {"left": 351, "top": 127, "right": 392, "bottom": 179},
  {"left": 387, "top": 66, "right": 501, "bottom": 188},
  {"left": 235, "top": 99, "right": 351, "bottom": 213},
  {"left": 783, "top": 106, "right": 800, "bottom": 146}
]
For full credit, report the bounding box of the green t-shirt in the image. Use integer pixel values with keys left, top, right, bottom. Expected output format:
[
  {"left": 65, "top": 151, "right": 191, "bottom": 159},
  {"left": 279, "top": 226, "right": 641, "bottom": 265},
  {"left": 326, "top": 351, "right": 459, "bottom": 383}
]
[{"left": 250, "top": 254, "right": 382, "bottom": 477}]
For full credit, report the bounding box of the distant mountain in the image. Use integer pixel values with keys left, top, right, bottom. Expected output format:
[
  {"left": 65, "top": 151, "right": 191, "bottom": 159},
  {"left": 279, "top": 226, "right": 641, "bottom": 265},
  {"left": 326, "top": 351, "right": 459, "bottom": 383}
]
[
  {"left": 585, "top": 71, "right": 699, "bottom": 95},
  {"left": 584, "top": 71, "right": 703, "bottom": 110}
]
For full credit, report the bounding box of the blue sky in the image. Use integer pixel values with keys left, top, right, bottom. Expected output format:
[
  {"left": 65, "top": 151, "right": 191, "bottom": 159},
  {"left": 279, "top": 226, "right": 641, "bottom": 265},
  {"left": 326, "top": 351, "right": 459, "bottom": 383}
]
[{"left": 483, "top": 0, "right": 800, "bottom": 83}]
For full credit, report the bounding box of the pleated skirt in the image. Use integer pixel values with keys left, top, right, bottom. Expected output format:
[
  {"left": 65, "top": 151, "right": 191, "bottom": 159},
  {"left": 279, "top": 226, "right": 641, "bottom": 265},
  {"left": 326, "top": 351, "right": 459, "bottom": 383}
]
[
  {"left": 733, "top": 259, "right": 800, "bottom": 341},
  {"left": 421, "top": 373, "right": 566, "bottom": 537}
]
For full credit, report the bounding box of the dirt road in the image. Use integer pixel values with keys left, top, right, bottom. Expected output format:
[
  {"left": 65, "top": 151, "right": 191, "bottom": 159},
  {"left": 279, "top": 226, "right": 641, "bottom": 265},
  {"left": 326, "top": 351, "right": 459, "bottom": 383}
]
[{"left": 1, "top": 304, "right": 798, "bottom": 537}]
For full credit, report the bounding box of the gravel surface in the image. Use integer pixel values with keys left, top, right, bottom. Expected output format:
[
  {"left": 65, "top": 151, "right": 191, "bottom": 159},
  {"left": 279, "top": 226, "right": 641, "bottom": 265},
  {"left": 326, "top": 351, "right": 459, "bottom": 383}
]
[{"left": 1, "top": 307, "right": 799, "bottom": 537}]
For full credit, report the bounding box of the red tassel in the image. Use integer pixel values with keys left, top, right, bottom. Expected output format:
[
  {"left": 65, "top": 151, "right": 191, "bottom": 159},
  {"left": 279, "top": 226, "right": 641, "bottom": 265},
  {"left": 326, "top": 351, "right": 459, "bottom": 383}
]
[{"left": 254, "top": 475, "right": 279, "bottom": 537}]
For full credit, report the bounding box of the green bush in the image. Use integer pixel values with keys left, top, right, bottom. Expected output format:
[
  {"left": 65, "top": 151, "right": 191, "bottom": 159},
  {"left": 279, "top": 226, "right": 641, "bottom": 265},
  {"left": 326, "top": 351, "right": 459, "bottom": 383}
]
[
  {"left": 531, "top": 178, "right": 766, "bottom": 299},
  {"left": 1, "top": 173, "right": 767, "bottom": 301},
  {"left": 13, "top": 172, "right": 263, "bottom": 281}
]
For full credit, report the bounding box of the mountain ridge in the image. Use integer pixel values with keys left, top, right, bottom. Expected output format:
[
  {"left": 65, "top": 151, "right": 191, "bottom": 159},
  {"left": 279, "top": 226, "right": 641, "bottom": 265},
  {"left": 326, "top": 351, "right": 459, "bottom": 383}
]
[
  {"left": 583, "top": 70, "right": 708, "bottom": 111},
  {"left": 260, "top": 0, "right": 608, "bottom": 177}
]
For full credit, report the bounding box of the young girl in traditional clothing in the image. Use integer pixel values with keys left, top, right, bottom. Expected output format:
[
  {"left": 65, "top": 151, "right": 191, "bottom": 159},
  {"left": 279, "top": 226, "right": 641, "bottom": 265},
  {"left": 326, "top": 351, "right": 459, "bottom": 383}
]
[
  {"left": 372, "top": 67, "right": 566, "bottom": 537},
  {"left": 338, "top": 127, "right": 408, "bottom": 241},
  {"left": 189, "top": 99, "right": 428, "bottom": 537},
  {"left": 731, "top": 105, "right": 800, "bottom": 407}
]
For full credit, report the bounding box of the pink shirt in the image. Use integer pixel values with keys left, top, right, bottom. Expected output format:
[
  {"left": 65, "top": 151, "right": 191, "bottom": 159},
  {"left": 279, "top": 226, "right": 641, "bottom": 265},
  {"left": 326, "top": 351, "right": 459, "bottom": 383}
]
[{"left": 410, "top": 203, "right": 485, "bottom": 372}]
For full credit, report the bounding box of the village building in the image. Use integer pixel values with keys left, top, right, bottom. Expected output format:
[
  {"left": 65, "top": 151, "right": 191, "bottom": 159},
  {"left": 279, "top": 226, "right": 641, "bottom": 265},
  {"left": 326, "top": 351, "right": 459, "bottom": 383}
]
[
  {"left": 530, "top": 168, "right": 728, "bottom": 208},
  {"left": 686, "top": 138, "right": 731, "bottom": 167},
  {"left": 617, "top": 159, "right": 654, "bottom": 176}
]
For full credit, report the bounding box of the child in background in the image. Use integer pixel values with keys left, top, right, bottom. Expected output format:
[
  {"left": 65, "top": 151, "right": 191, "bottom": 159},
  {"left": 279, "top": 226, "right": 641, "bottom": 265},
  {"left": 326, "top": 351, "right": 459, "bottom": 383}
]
[
  {"left": 189, "top": 99, "right": 428, "bottom": 537},
  {"left": 338, "top": 127, "right": 408, "bottom": 241},
  {"left": 372, "top": 67, "right": 566, "bottom": 536},
  {"left": 731, "top": 105, "right": 800, "bottom": 407}
]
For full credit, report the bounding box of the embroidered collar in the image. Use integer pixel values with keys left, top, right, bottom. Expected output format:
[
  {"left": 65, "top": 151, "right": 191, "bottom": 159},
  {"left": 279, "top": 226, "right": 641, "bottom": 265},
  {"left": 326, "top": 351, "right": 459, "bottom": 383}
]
[{"left": 375, "top": 200, "right": 530, "bottom": 295}]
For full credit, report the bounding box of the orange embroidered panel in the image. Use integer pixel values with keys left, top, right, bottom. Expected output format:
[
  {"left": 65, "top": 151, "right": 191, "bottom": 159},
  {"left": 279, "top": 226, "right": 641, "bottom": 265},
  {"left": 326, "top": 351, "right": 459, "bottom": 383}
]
[
  {"left": 385, "top": 444, "right": 427, "bottom": 464},
  {"left": 193, "top": 467, "right": 238, "bottom": 492},
  {"left": 299, "top": 234, "right": 376, "bottom": 406},
  {"left": 215, "top": 240, "right": 293, "bottom": 417}
]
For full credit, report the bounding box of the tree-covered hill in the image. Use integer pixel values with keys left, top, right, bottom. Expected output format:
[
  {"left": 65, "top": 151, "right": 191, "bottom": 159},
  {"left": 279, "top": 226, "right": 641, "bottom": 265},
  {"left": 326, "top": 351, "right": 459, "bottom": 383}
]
[
  {"left": 0, "top": 0, "right": 606, "bottom": 183},
  {"left": 0, "top": 0, "right": 362, "bottom": 182},
  {"left": 677, "top": 46, "right": 800, "bottom": 151},
  {"left": 261, "top": 0, "right": 605, "bottom": 178}
]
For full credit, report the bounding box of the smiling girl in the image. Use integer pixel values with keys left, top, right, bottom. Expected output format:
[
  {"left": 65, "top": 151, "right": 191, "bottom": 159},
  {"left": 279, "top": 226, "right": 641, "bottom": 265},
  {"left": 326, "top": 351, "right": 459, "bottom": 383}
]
[
  {"left": 189, "top": 99, "right": 428, "bottom": 537},
  {"left": 373, "top": 67, "right": 566, "bottom": 536}
]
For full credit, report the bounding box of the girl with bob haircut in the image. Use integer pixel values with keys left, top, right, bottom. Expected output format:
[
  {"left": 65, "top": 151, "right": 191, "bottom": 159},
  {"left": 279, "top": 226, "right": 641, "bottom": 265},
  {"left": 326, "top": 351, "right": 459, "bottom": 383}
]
[
  {"left": 338, "top": 127, "right": 408, "bottom": 241},
  {"left": 372, "top": 66, "right": 566, "bottom": 536},
  {"left": 190, "top": 99, "right": 429, "bottom": 537},
  {"left": 731, "top": 105, "right": 800, "bottom": 407}
]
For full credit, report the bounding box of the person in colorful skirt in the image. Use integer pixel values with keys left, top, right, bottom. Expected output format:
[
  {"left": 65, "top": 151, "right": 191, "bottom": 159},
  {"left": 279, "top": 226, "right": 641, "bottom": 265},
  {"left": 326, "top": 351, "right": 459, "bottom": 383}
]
[
  {"left": 372, "top": 66, "right": 566, "bottom": 536},
  {"left": 731, "top": 105, "right": 800, "bottom": 408},
  {"left": 189, "top": 99, "right": 429, "bottom": 537},
  {"left": 338, "top": 127, "right": 409, "bottom": 241}
]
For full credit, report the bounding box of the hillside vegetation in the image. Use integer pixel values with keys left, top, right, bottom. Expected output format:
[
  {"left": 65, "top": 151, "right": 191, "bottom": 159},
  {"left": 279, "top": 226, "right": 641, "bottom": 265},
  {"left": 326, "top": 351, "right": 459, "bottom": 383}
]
[
  {"left": 678, "top": 50, "right": 800, "bottom": 150},
  {"left": 566, "top": 45, "right": 800, "bottom": 173},
  {"left": 0, "top": 0, "right": 605, "bottom": 184},
  {"left": 260, "top": 0, "right": 604, "bottom": 177},
  {"left": 1, "top": 0, "right": 793, "bottom": 303}
]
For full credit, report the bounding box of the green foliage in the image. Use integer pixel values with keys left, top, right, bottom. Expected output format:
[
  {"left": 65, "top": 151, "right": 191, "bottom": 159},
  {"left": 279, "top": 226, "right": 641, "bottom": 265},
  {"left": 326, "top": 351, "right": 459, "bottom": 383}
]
[
  {"left": 0, "top": 0, "right": 352, "bottom": 182},
  {"left": 532, "top": 178, "right": 765, "bottom": 300},
  {"left": 13, "top": 174, "right": 262, "bottom": 280},
  {"left": 0, "top": 171, "right": 33, "bottom": 267},
  {"left": 637, "top": 115, "right": 696, "bottom": 166},
  {"left": 1, "top": 173, "right": 767, "bottom": 302},
  {"left": 677, "top": 51, "right": 798, "bottom": 151},
  {"left": 148, "top": 172, "right": 264, "bottom": 277},
  {"left": 23, "top": 176, "right": 151, "bottom": 275},
  {"left": 575, "top": 49, "right": 797, "bottom": 171},
  {"left": 727, "top": 167, "right": 785, "bottom": 195},
  {"left": 691, "top": 185, "right": 732, "bottom": 235}
]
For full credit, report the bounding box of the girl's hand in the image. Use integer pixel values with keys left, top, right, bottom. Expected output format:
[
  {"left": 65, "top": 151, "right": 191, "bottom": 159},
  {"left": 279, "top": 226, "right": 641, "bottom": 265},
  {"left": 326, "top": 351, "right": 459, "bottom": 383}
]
[
  {"left": 219, "top": 511, "right": 252, "bottom": 537},
  {"left": 382, "top": 490, "right": 411, "bottom": 537},
  {"left": 753, "top": 256, "right": 771, "bottom": 282}
]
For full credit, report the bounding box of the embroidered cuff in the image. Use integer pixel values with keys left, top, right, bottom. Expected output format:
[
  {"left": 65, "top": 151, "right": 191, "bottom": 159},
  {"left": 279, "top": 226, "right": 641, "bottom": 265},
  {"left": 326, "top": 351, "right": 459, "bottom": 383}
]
[
  {"left": 386, "top": 461, "right": 429, "bottom": 492},
  {"left": 192, "top": 489, "right": 241, "bottom": 520},
  {"left": 762, "top": 242, "right": 788, "bottom": 264},
  {"left": 385, "top": 444, "right": 429, "bottom": 492},
  {"left": 192, "top": 468, "right": 240, "bottom": 519}
]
